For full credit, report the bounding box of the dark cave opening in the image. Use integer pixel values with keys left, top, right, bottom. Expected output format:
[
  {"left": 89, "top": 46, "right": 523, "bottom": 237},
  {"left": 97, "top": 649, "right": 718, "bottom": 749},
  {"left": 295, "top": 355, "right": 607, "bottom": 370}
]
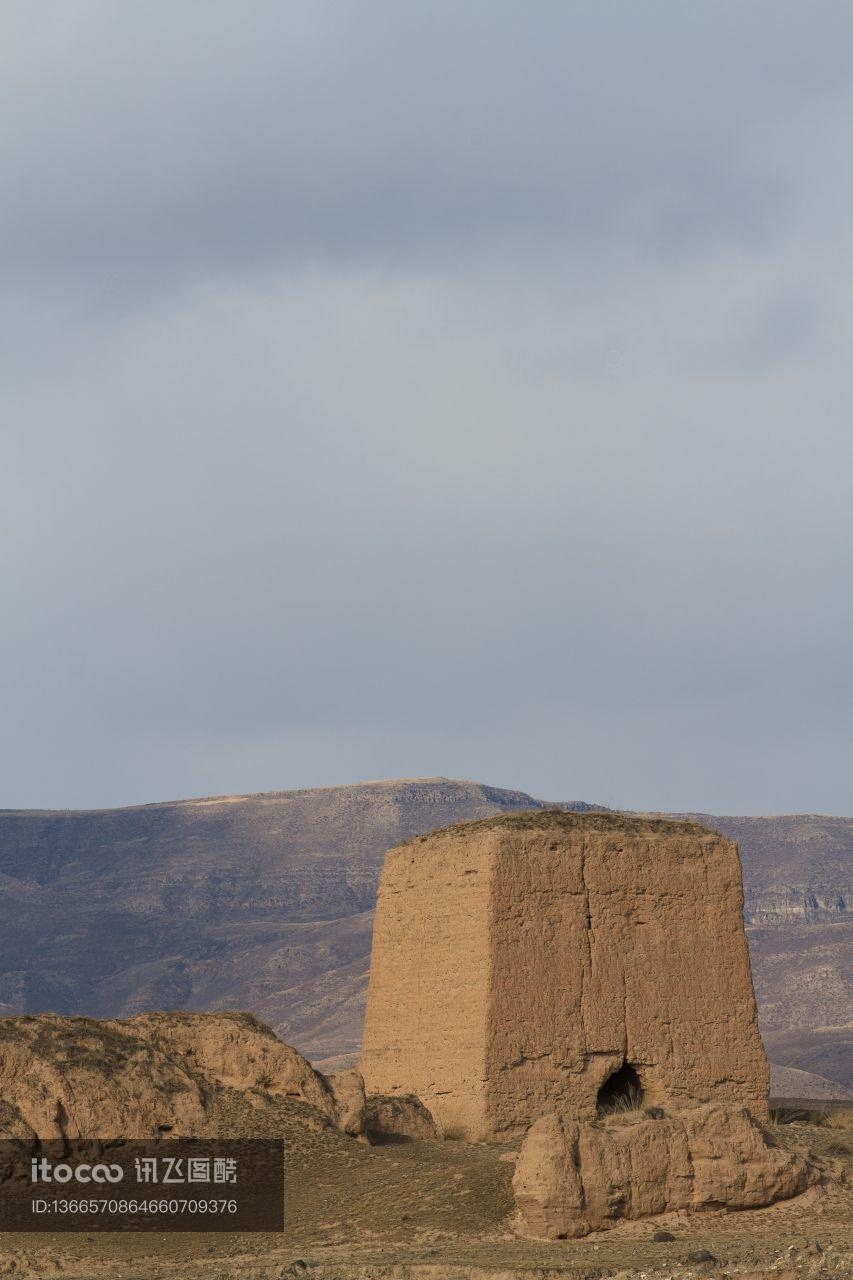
[{"left": 596, "top": 1062, "right": 644, "bottom": 1115}]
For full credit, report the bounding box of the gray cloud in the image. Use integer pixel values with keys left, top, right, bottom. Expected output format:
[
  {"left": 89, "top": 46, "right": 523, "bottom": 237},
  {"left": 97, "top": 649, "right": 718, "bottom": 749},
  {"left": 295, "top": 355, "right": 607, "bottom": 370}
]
[
  {"left": 3, "top": 2, "right": 852, "bottom": 304},
  {"left": 2, "top": 3, "right": 853, "bottom": 813}
]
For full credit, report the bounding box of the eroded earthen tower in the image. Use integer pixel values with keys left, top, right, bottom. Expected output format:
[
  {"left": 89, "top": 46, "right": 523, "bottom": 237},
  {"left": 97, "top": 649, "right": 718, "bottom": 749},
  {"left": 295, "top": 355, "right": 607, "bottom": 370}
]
[{"left": 360, "top": 811, "right": 770, "bottom": 1141}]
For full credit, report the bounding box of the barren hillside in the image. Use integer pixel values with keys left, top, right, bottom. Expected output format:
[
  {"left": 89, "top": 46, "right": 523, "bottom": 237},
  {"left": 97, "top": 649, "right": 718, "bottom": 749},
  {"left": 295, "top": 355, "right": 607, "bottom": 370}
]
[
  {"left": 0, "top": 780, "right": 560, "bottom": 1061},
  {"left": 0, "top": 780, "right": 849, "bottom": 1087}
]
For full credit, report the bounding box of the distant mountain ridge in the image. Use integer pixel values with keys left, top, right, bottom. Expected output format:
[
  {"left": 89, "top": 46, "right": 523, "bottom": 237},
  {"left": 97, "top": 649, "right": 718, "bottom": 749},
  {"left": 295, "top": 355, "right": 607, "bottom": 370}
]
[
  {"left": 0, "top": 779, "right": 556, "bottom": 1059},
  {"left": 0, "top": 778, "right": 849, "bottom": 1092},
  {"left": 673, "top": 813, "right": 853, "bottom": 925}
]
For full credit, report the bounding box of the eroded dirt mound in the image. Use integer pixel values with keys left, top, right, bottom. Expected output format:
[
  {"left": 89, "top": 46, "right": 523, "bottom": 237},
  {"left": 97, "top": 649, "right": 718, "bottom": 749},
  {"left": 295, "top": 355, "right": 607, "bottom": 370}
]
[
  {"left": 0, "top": 1010, "right": 345, "bottom": 1140},
  {"left": 513, "top": 1103, "right": 822, "bottom": 1239},
  {"left": 363, "top": 1093, "right": 440, "bottom": 1143}
]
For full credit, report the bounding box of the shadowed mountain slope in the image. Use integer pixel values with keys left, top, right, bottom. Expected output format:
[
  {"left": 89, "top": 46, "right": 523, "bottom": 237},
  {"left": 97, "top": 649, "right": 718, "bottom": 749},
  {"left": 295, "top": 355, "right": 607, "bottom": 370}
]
[
  {"left": 0, "top": 780, "right": 849, "bottom": 1084},
  {"left": 676, "top": 813, "right": 853, "bottom": 924},
  {"left": 0, "top": 780, "right": 563, "bottom": 1061}
]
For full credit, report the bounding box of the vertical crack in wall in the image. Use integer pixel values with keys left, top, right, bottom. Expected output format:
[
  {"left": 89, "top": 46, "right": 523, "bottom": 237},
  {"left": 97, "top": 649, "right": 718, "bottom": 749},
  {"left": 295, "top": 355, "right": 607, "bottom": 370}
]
[
  {"left": 579, "top": 837, "right": 593, "bottom": 1057},
  {"left": 623, "top": 849, "right": 631, "bottom": 1063}
]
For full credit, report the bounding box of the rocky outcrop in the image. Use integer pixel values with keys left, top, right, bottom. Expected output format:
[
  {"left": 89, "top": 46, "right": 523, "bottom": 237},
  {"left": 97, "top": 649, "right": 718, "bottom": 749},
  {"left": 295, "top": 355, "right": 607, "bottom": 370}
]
[
  {"left": 363, "top": 1094, "right": 440, "bottom": 1143},
  {"left": 361, "top": 811, "right": 770, "bottom": 1140},
  {"left": 513, "top": 1104, "right": 819, "bottom": 1238}
]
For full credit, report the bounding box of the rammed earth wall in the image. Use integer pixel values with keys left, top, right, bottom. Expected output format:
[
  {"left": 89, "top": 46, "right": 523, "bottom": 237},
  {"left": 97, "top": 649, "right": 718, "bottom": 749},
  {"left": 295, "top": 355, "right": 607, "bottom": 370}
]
[{"left": 360, "top": 811, "right": 770, "bottom": 1140}]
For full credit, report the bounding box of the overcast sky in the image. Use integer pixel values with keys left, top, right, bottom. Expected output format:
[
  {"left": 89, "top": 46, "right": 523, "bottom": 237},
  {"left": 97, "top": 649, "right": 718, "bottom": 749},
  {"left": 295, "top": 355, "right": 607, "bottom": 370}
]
[{"left": 2, "top": 2, "right": 853, "bottom": 814}]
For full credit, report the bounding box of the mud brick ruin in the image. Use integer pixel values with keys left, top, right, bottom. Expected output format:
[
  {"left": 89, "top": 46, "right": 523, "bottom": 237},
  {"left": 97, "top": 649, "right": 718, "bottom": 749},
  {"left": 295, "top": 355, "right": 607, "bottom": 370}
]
[{"left": 361, "top": 811, "right": 816, "bottom": 1237}]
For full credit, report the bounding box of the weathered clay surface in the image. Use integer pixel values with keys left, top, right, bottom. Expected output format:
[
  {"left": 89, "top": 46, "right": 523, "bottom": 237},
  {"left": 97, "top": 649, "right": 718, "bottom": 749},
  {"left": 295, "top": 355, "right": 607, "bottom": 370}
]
[
  {"left": 361, "top": 820, "right": 494, "bottom": 1138},
  {"left": 327, "top": 1068, "right": 368, "bottom": 1136},
  {"left": 361, "top": 811, "right": 770, "bottom": 1139},
  {"left": 364, "top": 1093, "right": 440, "bottom": 1142},
  {"left": 0, "top": 1011, "right": 347, "bottom": 1139},
  {"left": 513, "top": 1103, "right": 819, "bottom": 1238}
]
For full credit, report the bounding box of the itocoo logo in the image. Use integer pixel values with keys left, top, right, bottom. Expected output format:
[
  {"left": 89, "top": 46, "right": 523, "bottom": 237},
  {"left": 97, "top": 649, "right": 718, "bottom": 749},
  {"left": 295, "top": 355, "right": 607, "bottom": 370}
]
[{"left": 31, "top": 1158, "right": 124, "bottom": 1184}]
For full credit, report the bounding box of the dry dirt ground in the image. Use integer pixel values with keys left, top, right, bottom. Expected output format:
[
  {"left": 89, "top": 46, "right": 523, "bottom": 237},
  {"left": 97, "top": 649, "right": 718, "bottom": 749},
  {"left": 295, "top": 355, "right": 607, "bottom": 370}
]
[{"left": 1, "top": 1107, "right": 850, "bottom": 1280}]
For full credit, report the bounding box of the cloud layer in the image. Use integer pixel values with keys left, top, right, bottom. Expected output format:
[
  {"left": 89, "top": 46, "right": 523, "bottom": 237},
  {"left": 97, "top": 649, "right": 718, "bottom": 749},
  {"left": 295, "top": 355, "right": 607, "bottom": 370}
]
[{"left": 2, "top": 2, "right": 852, "bottom": 811}]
